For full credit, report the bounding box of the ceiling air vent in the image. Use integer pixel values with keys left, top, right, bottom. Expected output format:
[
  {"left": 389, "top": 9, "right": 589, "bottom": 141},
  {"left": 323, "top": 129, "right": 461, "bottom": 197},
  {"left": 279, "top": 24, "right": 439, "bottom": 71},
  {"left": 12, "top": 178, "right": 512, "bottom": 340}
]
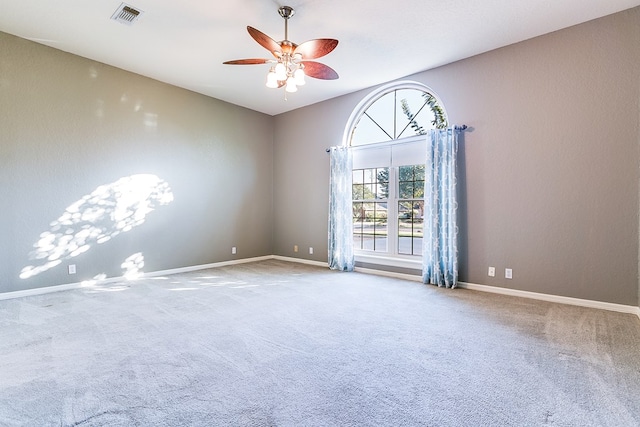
[{"left": 111, "top": 3, "right": 143, "bottom": 25}]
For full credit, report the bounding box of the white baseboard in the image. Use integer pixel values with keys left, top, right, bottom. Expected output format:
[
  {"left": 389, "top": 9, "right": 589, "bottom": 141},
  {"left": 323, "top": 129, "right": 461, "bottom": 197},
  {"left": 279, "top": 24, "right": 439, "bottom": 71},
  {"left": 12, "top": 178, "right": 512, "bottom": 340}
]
[
  {"left": 3, "top": 256, "right": 640, "bottom": 321},
  {"left": 0, "top": 255, "right": 274, "bottom": 302},
  {"left": 0, "top": 281, "right": 88, "bottom": 301},
  {"left": 458, "top": 281, "right": 640, "bottom": 319},
  {"left": 351, "top": 265, "right": 639, "bottom": 320},
  {"left": 327, "top": 264, "right": 640, "bottom": 320}
]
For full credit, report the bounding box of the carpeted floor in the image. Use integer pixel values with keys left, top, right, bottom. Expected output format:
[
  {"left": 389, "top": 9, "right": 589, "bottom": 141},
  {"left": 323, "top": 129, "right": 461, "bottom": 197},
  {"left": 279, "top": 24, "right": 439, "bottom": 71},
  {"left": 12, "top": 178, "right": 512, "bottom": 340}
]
[{"left": 0, "top": 259, "right": 639, "bottom": 426}]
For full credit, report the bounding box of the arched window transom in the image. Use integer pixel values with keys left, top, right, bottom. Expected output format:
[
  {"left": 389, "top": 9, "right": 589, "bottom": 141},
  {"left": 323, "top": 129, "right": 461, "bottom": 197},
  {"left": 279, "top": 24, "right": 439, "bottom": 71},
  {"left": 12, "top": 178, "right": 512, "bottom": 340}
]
[{"left": 349, "top": 83, "right": 448, "bottom": 147}]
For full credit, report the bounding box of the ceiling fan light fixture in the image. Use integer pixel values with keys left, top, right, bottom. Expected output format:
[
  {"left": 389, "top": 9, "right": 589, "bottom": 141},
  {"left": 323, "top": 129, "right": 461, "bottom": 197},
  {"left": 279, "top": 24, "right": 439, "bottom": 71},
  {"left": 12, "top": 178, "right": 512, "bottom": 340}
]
[
  {"left": 285, "top": 76, "right": 298, "bottom": 93},
  {"left": 294, "top": 68, "right": 305, "bottom": 85},
  {"left": 274, "top": 62, "right": 287, "bottom": 81},
  {"left": 266, "top": 69, "right": 279, "bottom": 88}
]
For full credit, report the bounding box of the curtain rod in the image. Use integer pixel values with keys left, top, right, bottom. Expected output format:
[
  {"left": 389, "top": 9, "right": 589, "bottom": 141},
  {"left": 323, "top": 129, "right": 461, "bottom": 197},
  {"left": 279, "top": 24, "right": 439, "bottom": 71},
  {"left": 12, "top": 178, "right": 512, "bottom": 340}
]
[{"left": 326, "top": 125, "right": 467, "bottom": 153}]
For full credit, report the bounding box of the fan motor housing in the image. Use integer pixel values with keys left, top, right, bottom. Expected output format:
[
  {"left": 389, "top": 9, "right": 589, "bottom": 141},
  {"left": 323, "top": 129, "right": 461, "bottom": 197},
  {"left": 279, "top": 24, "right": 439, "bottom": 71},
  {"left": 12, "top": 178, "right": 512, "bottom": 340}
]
[{"left": 278, "top": 6, "right": 295, "bottom": 19}]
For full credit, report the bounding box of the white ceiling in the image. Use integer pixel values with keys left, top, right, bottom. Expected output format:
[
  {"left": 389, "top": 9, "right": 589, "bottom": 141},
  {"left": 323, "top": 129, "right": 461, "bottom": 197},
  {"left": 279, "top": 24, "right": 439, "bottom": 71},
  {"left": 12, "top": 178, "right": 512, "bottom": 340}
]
[{"left": 1, "top": 0, "right": 639, "bottom": 116}]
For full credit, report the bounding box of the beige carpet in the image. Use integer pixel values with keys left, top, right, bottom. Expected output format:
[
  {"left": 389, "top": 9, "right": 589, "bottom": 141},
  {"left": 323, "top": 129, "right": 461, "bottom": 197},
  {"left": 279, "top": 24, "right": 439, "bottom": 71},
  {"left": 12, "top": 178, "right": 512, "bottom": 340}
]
[{"left": 1, "top": 259, "right": 639, "bottom": 426}]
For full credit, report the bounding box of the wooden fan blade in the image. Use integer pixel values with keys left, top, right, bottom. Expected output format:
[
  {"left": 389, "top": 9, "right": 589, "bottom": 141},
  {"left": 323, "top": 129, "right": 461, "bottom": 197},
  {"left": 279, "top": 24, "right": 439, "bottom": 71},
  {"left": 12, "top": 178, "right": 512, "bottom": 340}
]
[
  {"left": 301, "top": 61, "right": 339, "bottom": 80},
  {"left": 223, "top": 59, "right": 271, "bottom": 65},
  {"left": 247, "top": 26, "right": 281, "bottom": 57},
  {"left": 294, "top": 39, "right": 339, "bottom": 59}
]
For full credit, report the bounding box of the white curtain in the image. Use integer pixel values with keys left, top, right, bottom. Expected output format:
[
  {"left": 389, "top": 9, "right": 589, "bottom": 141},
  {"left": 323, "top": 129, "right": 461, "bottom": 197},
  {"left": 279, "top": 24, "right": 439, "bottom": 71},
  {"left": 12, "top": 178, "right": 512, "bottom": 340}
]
[
  {"left": 328, "top": 146, "right": 354, "bottom": 271},
  {"left": 422, "top": 127, "right": 459, "bottom": 288}
]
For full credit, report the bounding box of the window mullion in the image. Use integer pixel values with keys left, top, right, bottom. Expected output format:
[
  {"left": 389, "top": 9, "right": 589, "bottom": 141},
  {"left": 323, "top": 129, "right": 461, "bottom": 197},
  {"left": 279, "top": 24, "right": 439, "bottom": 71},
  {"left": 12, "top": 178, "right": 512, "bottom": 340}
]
[
  {"left": 388, "top": 167, "right": 398, "bottom": 255},
  {"left": 393, "top": 90, "right": 397, "bottom": 140}
]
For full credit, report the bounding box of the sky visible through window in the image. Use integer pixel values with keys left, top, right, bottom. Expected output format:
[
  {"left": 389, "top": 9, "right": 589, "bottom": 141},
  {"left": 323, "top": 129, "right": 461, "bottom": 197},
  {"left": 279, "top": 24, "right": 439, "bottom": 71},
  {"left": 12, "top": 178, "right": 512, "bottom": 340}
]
[{"left": 351, "top": 89, "right": 439, "bottom": 146}]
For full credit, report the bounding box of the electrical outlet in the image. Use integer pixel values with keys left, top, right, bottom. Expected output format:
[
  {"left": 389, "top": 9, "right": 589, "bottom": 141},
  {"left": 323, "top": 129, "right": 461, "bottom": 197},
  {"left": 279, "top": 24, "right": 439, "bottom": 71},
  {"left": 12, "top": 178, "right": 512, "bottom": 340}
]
[
  {"left": 488, "top": 267, "right": 495, "bottom": 277},
  {"left": 294, "top": 245, "right": 298, "bottom": 252},
  {"left": 505, "top": 268, "right": 513, "bottom": 279},
  {"left": 231, "top": 247, "right": 237, "bottom": 255},
  {"left": 68, "top": 264, "right": 76, "bottom": 275},
  {"left": 309, "top": 247, "right": 314, "bottom": 255}
]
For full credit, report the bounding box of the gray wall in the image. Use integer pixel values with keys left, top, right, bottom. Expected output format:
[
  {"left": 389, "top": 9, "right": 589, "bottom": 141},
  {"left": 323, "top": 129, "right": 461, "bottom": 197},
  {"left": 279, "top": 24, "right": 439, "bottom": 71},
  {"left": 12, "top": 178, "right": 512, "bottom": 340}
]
[
  {"left": 273, "top": 8, "right": 640, "bottom": 306},
  {"left": 2, "top": 8, "right": 640, "bottom": 308},
  {"left": 0, "top": 32, "right": 274, "bottom": 293}
]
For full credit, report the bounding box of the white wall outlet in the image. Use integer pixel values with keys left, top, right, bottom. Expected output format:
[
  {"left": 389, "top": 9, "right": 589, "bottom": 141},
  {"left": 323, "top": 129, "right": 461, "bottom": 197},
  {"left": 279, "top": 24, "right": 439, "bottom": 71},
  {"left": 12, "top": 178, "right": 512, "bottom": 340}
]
[
  {"left": 488, "top": 267, "right": 495, "bottom": 277},
  {"left": 505, "top": 268, "right": 513, "bottom": 279},
  {"left": 309, "top": 247, "right": 314, "bottom": 255},
  {"left": 68, "top": 264, "right": 76, "bottom": 275},
  {"left": 231, "top": 247, "right": 237, "bottom": 255},
  {"left": 294, "top": 245, "right": 298, "bottom": 253}
]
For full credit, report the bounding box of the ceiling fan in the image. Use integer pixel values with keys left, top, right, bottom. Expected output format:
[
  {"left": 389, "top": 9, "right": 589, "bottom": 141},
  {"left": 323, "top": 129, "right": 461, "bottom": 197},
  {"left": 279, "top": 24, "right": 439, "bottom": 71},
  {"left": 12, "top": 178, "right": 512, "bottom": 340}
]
[{"left": 223, "top": 6, "right": 339, "bottom": 93}]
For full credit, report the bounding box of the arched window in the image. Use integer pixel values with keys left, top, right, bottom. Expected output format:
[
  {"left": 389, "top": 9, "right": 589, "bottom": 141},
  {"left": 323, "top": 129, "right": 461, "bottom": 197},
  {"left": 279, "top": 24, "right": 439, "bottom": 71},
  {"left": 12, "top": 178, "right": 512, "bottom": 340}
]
[
  {"left": 345, "top": 82, "right": 448, "bottom": 267},
  {"left": 345, "top": 81, "right": 448, "bottom": 147}
]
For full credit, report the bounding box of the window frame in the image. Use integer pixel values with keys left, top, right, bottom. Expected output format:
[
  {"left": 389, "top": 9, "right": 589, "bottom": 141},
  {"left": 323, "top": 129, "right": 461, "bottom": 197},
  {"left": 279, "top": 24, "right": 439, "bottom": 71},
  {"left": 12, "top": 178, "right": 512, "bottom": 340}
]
[
  {"left": 396, "top": 164, "right": 425, "bottom": 256},
  {"left": 342, "top": 81, "right": 448, "bottom": 148},
  {"left": 352, "top": 167, "right": 390, "bottom": 253},
  {"left": 343, "top": 81, "right": 448, "bottom": 270},
  {"left": 351, "top": 157, "right": 426, "bottom": 269}
]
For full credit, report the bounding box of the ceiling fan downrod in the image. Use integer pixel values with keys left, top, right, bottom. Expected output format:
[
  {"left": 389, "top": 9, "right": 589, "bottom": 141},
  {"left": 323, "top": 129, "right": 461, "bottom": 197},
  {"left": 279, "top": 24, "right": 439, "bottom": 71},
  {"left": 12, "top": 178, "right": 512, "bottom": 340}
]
[{"left": 278, "top": 6, "right": 295, "bottom": 41}]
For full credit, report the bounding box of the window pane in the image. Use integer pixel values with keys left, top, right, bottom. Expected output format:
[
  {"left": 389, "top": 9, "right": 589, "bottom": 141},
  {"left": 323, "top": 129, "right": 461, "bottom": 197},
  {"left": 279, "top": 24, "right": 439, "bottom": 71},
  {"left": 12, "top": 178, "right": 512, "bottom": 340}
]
[
  {"left": 359, "top": 234, "right": 371, "bottom": 250},
  {"left": 364, "top": 183, "right": 376, "bottom": 200},
  {"left": 414, "top": 201, "right": 425, "bottom": 222},
  {"left": 376, "top": 168, "right": 389, "bottom": 183},
  {"left": 353, "top": 202, "right": 364, "bottom": 221},
  {"left": 364, "top": 92, "right": 395, "bottom": 140},
  {"left": 398, "top": 200, "right": 423, "bottom": 255},
  {"left": 396, "top": 91, "right": 422, "bottom": 138},
  {"left": 398, "top": 237, "right": 423, "bottom": 255},
  {"left": 398, "top": 165, "right": 414, "bottom": 180},
  {"left": 353, "top": 209, "right": 363, "bottom": 249},
  {"left": 351, "top": 115, "right": 393, "bottom": 146},
  {"left": 376, "top": 168, "right": 389, "bottom": 198},
  {"left": 363, "top": 206, "right": 375, "bottom": 222},
  {"left": 398, "top": 181, "right": 413, "bottom": 199},
  {"left": 374, "top": 204, "right": 387, "bottom": 221},
  {"left": 353, "top": 200, "right": 388, "bottom": 253},
  {"left": 353, "top": 234, "right": 362, "bottom": 250},
  {"left": 374, "top": 235, "right": 387, "bottom": 252},
  {"left": 398, "top": 201, "right": 412, "bottom": 219},
  {"left": 414, "top": 180, "right": 424, "bottom": 198},
  {"left": 363, "top": 168, "right": 376, "bottom": 183},
  {"left": 398, "top": 236, "right": 413, "bottom": 255},
  {"left": 396, "top": 89, "right": 439, "bottom": 138},
  {"left": 373, "top": 205, "right": 388, "bottom": 252},
  {"left": 399, "top": 165, "right": 425, "bottom": 199},
  {"left": 353, "top": 167, "right": 393, "bottom": 201},
  {"left": 411, "top": 101, "right": 437, "bottom": 133},
  {"left": 352, "top": 184, "right": 364, "bottom": 200}
]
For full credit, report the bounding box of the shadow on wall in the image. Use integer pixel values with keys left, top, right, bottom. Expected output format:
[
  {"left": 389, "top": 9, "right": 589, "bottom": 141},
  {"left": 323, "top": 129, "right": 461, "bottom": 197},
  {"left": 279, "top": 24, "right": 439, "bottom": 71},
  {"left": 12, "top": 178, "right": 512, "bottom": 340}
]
[{"left": 19, "top": 174, "right": 173, "bottom": 280}]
